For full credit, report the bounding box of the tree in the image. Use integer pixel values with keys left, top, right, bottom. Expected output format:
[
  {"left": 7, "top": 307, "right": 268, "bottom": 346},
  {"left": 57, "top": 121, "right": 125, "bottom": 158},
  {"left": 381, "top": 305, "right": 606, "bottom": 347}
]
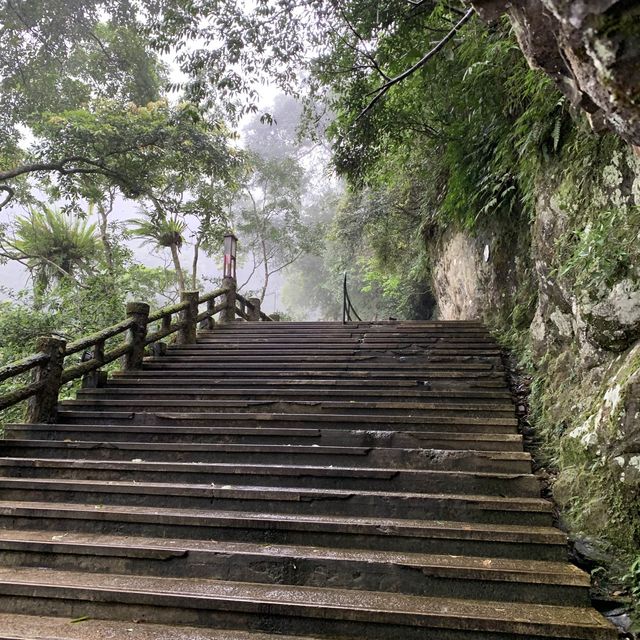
[
  {"left": 2, "top": 206, "right": 100, "bottom": 299},
  {"left": 0, "top": 99, "right": 241, "bottom": 213},
  {"left": 235, "top": 154, "right": 318, "bottom": 302},
  {"left": 0, "top": 1, "right": 163, "bottom": 126},
  {"left": 0, "top": 0, "right": 164, "bottom": 188},
  {"left": 127, "top": 212, "right": 188, "bottom": 293}
]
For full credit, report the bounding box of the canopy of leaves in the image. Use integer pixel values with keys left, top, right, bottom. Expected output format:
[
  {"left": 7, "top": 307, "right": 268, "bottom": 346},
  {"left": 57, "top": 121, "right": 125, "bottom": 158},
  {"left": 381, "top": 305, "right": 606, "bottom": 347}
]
[
  {"left": 1, "top": 99, "right": 242, "bottom": 212},
  {"left": 0, "top": 0, "right": 164, "bottom": 141}
]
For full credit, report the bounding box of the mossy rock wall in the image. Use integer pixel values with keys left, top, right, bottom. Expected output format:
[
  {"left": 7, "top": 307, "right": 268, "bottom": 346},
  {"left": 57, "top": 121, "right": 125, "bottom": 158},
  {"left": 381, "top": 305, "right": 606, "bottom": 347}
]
[{"left": 429, "top": 144, "right": 640, "bottom": 557}]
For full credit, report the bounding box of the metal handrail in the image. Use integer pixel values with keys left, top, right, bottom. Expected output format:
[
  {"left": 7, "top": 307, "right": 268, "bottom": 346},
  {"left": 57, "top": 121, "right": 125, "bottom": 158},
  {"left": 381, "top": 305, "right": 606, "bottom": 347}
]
[{"left": 342, "top": 273, "right": 362, "bottom": 323}]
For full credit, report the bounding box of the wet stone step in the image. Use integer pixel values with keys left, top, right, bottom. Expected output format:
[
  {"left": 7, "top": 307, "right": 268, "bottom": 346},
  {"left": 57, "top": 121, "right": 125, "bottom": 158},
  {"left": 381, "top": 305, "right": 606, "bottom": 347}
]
[
  {"left": 51, "top": 413, "right": 520, "bottom": 434},
  {"left": 78, "top": 387, "right": 514, "bottom": 403},
  {"left": 0, "top": 319, "right": 612, "bottom": 639},
  {"left": 59, "top": 398, "right": 516, "bottom": 419},
  {"left": 0, "top": 501, "right": 569, "bottom": 560},
  {"left": 160, "top": 350, "right": 504, "bottom": 359},
  {"left": 115, "top": 370, "right": 509, "bottom": 388},
  {"left": 1, "top": 424, "right": 527, "bottom": 453},
  {"left": 0, "top": 440, "right": 524, "bottom": 466},
  {"left": 0, "top": 478, "right": 554, "bottom": 524},
  {"left": 0, "top": 459, "right": 541, "bottom": 495},
  {"left": 0, "top": 613, "right": 335, "bottom": 640},
  {"left": 103, "top": 379, "right": 513, "bottom": 397},
  {"left": 54, "top": 411, "right": 519, "bottom": 432},
  {"left": 142, "top": 360, "right": 502, "bottom": 371},
  {"left": 0, "top": 531, "right": 590, "bottom": 606},
  {"left": 0, "top": 568, "right": 616, "bottom": 640}
]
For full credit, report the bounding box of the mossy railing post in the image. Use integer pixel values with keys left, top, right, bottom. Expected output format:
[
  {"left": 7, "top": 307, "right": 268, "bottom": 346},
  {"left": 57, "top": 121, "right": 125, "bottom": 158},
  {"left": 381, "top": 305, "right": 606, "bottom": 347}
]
[
  {"left": 221, "top": 232, "right": 238, "bottom": 323},
  {"left": 221, "top": 277, "right": 237, "bottom": 323},
  {"left": 123, "top": 302, "right": 150, "bottom": 371},
  {"left": 25, "top": 336, "right": 66, "bottom": 424},
  {"left": 201, "top": 297, "right": 216, "bottom": 330},
  {"left": 177, "top": 291, "right": 199, "bottom": 344},
  {"left": 248, "top": 297, "right": 261, "bottom": 321},
  {"left": 82, "top": 339, "right": 107, "bottom": 389}
]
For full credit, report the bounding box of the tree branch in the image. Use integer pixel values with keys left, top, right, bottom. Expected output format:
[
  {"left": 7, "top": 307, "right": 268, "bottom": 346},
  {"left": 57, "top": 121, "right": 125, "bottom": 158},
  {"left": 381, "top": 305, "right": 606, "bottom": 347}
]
[
  {"left": 0, "top": 240, "right": 90, "bottom": 290},
  {"left": 0, "top": 156, "right": 144, "bottom": 211},
  {"left": 334, "top": 8, "right": 390, "bottom": 82},
  {"left": 356, "top": 8, "right": 474, "bottom": 122},
  {"left": 0, "top": 186, "right": 14, "bottom": 210}
]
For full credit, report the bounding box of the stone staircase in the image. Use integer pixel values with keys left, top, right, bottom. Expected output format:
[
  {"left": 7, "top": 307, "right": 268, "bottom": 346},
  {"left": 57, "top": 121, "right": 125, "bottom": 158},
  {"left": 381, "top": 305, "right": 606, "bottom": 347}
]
[{"left": 0, "top": 321, "right": 617, "bottom": 639}]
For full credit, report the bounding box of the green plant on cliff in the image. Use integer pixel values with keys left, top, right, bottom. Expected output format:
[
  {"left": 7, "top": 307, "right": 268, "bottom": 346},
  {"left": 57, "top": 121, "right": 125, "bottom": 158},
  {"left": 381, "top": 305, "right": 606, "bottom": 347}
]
[
  {"left": 298, "top": 13, "right": 570, "bottom": 320},
  {"left": 624, "top": 556, "right": 640, "bottom": 624}
]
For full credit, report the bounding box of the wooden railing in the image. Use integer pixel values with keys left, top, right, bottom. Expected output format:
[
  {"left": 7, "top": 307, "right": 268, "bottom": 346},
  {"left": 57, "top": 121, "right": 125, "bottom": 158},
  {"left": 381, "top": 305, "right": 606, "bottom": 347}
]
[{"left": 0, "top": 283, "right": 271, "bottom": 423}]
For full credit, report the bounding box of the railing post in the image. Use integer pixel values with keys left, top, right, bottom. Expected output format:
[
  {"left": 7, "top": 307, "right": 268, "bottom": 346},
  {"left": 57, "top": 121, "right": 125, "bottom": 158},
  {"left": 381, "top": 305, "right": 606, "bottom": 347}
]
[
  {"left": 248, "top": 297, "right": 261, "bottom": 321},
  {"left": 221, "top": 276, "right": 237, "bottom": 323},
  {"left": 25, "top": 336, "right": 66, "bottom": 424},
  {"left": 82, "top": 339, "right": 107, "bottom": 389},
  {"left": 200, "top": 297, "right": 216, "bottom": 330},
  {"left": 123, "top": 302, "right": 150, "bottom": 371},
  {"left": 177, "top": 290, "right": 199, "bottom": 344}
]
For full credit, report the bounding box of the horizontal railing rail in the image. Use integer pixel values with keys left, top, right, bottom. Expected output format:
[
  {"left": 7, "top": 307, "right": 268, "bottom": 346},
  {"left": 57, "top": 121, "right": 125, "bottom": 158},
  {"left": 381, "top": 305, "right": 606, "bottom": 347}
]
[{"left": 0, "top": 281, "right": 272, "bottom": 423}]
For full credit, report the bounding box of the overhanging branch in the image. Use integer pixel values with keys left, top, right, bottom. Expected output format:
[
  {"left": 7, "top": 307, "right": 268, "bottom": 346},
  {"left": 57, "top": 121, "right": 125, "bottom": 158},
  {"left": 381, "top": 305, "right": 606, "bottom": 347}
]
[
  {"left": 356, "top": 8, "right": 474, "bottom": 122},
  {"left": 0, "top": 156, "right": 139, "bottom": 210}
]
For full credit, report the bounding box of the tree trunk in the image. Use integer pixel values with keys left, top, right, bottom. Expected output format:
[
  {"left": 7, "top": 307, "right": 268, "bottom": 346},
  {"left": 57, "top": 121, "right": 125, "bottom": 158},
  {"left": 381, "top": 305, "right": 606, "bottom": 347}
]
[
  {"left": 97, "top": 203, "right": 114, "bottom": 272},
  {"left": 170, "top": 243, "right": 186, "bottom": 293},
  {"left": 191, "top": 237, "right": 200, "bottom": 290},
  {"left": 260, "top": 238, "right": 269, "bottom": 303}
]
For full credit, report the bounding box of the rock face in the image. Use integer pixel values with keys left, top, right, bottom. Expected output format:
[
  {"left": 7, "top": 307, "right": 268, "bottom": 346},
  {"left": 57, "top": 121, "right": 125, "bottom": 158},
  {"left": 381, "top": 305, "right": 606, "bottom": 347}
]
[
  {"left": 471, "top": 0, "right": 640, "bottom": 146},
  {"left": 429, "top": 147, "right": 640, "bottom": 554}
]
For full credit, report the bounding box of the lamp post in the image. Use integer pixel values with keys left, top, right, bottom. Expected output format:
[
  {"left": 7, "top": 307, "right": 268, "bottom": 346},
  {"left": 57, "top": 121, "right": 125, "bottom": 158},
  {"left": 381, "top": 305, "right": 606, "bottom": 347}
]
[
  {"left": 221, "top": 233, "right": 238, "bottom": 322},
  {"left": 223, "top": 233, "right": 237, "bottom": 280}
]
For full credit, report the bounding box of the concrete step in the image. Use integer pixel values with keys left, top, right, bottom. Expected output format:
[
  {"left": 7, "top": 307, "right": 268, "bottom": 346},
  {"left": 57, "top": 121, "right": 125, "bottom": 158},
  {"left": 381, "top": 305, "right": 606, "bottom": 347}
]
[
  {"left": 192, "top": 342, "right": 497, "bottom": 352},
  {"left": 0, "top": 567, "right": 616, "bottom": 639},
  {"left": 0, "top": 439, "right": 525, "bottom": 466},
  {"left": 0, "top": 319, "right": 610, "bottom": 637},
  {"left": 105, "top": 376, "right": 513, "bottom": 395},
  {"left": 0, "top": 501, "right": 569, "bottom": 560},
  {"left": 163, "top": 349, "right": 503, "bottom": 358},
  {"left": 0, "top": 478, "right": 554, "bottom": 524},
  {"left": 79, "top": 387, "right": 514, "bottom": 404},
  {"left": 0, "top": 530, "right": 589, "bottom": 605},
  {"left": 0, "top": 613, "right": 332, "bottom": 640},
  {"left": 115, "top": 369, "right": 508, "bottom": 387},
  {"left": 59, "top": 398, "right": 516, "bottom": 418},
  {"left": 3, "top": 423, "right": 527, "bottom": 454},
  {"left": 54, "top": 410, "right": 519, "bottom": 431},
  {"left": 0, "top": 458, "right": 541, "bottom": 494},
  {"left": 142, "top": 358, "right": 501, "bottom": 371}
]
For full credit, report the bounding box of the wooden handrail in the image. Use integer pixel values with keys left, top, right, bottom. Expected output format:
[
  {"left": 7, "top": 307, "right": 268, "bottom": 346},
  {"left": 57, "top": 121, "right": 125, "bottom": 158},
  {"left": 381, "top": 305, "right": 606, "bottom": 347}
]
[
  {"left": 64, "top": 318, "right": 136, "bottom": 356},
  {"left": 0, "top": 352, "right": 50, "bottom": 384},
  {"left": 0, "top": 280, "right": 274, "bottom": 422}
]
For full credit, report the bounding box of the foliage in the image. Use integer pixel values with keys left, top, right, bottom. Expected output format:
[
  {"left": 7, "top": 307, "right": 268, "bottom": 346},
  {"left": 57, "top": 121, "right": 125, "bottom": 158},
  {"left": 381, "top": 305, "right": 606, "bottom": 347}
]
[
  {"left": 274, "top": 9, "right": 571, "bottom": 320},
  {"left": 2, "top": 99, "right": 241, "bottom": 214},
  {"left": 0, "top": 229, "right": 180, "bottom": 425},
  {"left": 128, "top": 214, "right": 186, "bottom": 251},
  {"left": 623, "top": 556, "right": 640, "bottom": 625},
  {"left": 0, "top": 0, "right": 164, "bottom": 162},
  {"left": 235, "top": 152, "right": 319, "bottom": 301},
  {"left": 128, "top": 211, "right": 188, "bottom": 292},
  {"left": 10, "top": 206, "right": 100, "bottom": 296}
]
